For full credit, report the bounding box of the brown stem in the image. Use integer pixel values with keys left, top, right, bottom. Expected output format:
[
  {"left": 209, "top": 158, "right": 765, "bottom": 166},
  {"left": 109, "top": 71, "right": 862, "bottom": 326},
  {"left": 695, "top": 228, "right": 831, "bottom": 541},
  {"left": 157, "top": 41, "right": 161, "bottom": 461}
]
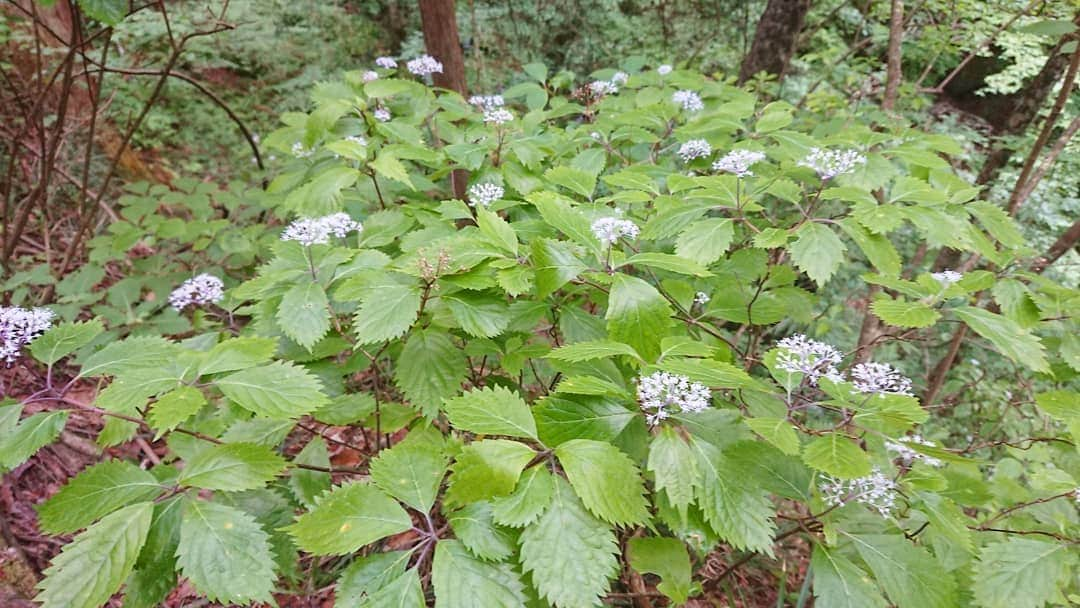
[{"left": 882, "top": 0, "right": 904, "bottom": 111}]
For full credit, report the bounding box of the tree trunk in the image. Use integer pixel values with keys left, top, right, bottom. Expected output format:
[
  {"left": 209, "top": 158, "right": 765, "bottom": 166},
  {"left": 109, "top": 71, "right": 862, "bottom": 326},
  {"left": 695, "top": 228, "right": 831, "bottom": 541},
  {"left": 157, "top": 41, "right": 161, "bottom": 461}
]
[
  {"left": 737, "top": 0, "right": 812, "bottom": 85},
  {"left": 882, "top": 0, "right": 904, "bottom": 110},
  {"left": 418, "top": 0, "right": 467, "bottom": 96}
]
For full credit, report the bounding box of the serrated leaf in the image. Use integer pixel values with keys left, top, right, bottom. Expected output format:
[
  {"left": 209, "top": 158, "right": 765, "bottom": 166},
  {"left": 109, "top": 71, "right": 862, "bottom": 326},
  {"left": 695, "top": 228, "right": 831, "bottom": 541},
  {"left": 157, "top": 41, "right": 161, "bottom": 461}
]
[
  {"left": 369, "top": 430, "right": 449, "bottom": 512},
  {"left": 278, "top": 280, "right": 331, "bottom": 350},
  {"left": 442, "top": 385, "right": 537, "bottom": 439},
  {"left": 216, "top": 361, "right": 329, "bottom": 419},
  {"left": 36, "top": 460, "right": 161, "bottom": 534},
  {"left": 973, "top": 538, "right": 1074, "bottom": 608},
  {"left": 1034, "top": 390, "right": 1077, "bottom": 421},
  {"left": 606, "top": 273, "right": 674, "bottom": 361},
  {"left": 290, "top": 437, "right": 331, "bottom": 508},
  {"left": 30, "top": 319, "right": 104, "bottom": 365},
  {"left": 954, "top": 307, "right": 1049, "bottom": 373},
  {"left": 802, "top": 433, "right": 872, "bottom": 479},
  {"left": 178, "top": 442, "right": 287, "bottom": 490},
  {"left": 432, "top": 540, "right": 526, "bottom": 607},
  {"left": 445, "top": 293, "right": 511, "bottom": 338},
  {"left": 445, "top": 439, "right": 535, "bottom": 506},
  {"left": 394, "top": 330, "right": 468, "bottom": 418},
  {"left": 353, "top": 284, "right": 421, "bottom": 344},
  {"left": 447, "top": 504, "right": 516, "bottom": 561},
  {"left": 789, "top": 222, "right": 846, "bottom": 285},
  {"left": 555, "top": 439, "right": 649, "bottom": 526},
  {"left": 336, "top": 551, "right": 412, "bottom": 606},
  {"left": 544, "top": 166, "right": 596, "bottom": 199},
  {"left": 675, "top": 217, "right": 734, "bottom": 266},
  {"left": 476, "top": 209, "right": 518, "bottom": 256},
  {"left": 199, "top": 337, "right": 277, "bottom": 375},
  {"left": 148, "top": 386, "right": 206, "bottom": 436},
  {"left": 745, "top": 417, "right": 800, "bottom": 455},
  {"left": 871, "top": 297, "right": 941, "bottom": 328},
  {"left": 660, "top": 357, "right": 759, "bottom": 390},
  {"left": 491, "top": 466, "right": 556, "bottom": 527},
  {"left": 177, "top": 500, "right": 276, "bottom": 604},
  {"left": 620, "top": 252, "right": 713, "bottom": 277},
  {"left": 547, "top": 339, "right": 642, "bottom": 363},
  {"left": 123, "top": 498, "right": 183, "bottom": 608},
  {"left": 286, "top": 482, "right": 412, "bottom": 555},
  {"left": 534, "top": 395, "right": 637, "bottom": 446},
  {"left": 519, "top": 477, "right": 619, "bottom": 608},
  {"left": 968, "top": 201, "right": 1025, "bottom": 248},
  {"left": 691, "top": 438, "right": 776, "bottom": 553},
  {"left": 647, "top": 427, "right": 698, "bottom": 519},
  {"left": 0, "top": 409, "right": 69, "bottom": 470},
  {"left": 849, "top": 533, "right": 957, "bottom": 608},
  {"left": 839, "top": 218, "right": 901, "bottom": 277},
  {"left": 79, "top": 336, "right": 178, "bottom": 378},
  {"left": 811, "top": 545, "right": 887, "bottom": 608},
  {"left": 532, "top": 238, "right": 587, "bottom": 298},
  {"left": 363, "top": 569, "right": 426, "bottom": 607},
  {"left": 77, "top": 0, "right": 127, "bottom": 25},
  {"left": 627, "top": 537, "right": 691, "bottom": 604},
  {"left": 371, "top": 151, "right": 414, "bottom": 188},
  {"left": 35, "top": 502, "right": 152, "bottom": 608}
]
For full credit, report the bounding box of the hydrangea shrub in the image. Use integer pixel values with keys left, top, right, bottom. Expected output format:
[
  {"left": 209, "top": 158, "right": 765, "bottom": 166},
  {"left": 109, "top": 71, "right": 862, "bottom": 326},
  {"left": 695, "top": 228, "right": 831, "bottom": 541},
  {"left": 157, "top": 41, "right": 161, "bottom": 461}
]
[{"left": 4, "top": 59, "right": 1079, "bottom": 608}]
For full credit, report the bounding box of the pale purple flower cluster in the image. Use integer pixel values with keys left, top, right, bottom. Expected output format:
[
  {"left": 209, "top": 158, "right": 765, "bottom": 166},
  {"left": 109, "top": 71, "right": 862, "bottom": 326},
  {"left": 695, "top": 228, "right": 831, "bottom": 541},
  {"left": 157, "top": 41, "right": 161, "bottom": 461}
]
[
  {"left": 0, "top": 306, "right": 54, "bottom": 363},
  {"left": 483, "top": 108, "right": 514, "bottom": 125},
  {"left": 591, "top": 216, "right": 639, "bottom": 244},
  {"left": 712, "top": 150, "right": 767, "bottom": 177},
  {"left": 467, "top": 182, "right": 504, "bottom": 207},
  {"left": 373, "top": 108, "right": 391, "bottom": 122},
  {"left": 799, "top": 147, "right": 866, "bottom": 180},
  {"left": 362, "top": 70, "right": 379, "bottom": 83},
  {"left": 468, "top": 94, "right": 505, "bottom": 110},
  {"left": 637, "top": 371, "right": 711, "bottom": 426},
  {"left": 820, "top": 467, "right": 897, "bottom": 517},
  {"left": 775, "top": 334, "right": 844, "bottom": 385},
  {"left": 677, "top": 139, "right": 712, "bottom": 162},
  {"left": 672, "top": 90, "right": 704, "bottom": 112},
  {"left": 169, "top": 274, "right": 224, "bottom": 312},
  {"left": 375, "top": 56, "right": 398, "bottom": 69},
  {"left": 611, "top": 71, "right": 629, "bottom": 85},
  {"left": 281, "top": 213, "right": 362, "bottom": 246},
  {"left": 589, "top": 80, "right": 619, "bottom": 96},
  {"left": 886, "top": 435, "right": 942, "bottom": 467},
  {"left": 850, "top": 362, "right": 913, "bottom": 397},
  {"left": 657, "top": 64, "right": 673, "bottom": 75},
  {"left": 407, "top": 54, "right": 443, "bottom": 76},
  {"left": 931, "top": 270, "right": 963, "bottom": 287}
]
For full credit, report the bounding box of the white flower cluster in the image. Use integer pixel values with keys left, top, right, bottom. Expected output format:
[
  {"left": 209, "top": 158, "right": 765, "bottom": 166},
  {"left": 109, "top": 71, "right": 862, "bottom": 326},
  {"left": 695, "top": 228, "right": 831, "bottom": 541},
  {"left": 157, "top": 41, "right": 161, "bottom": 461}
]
[
  {"left": 0, "top": 306, "right": 54, "bottom": 364},
  {"left": 775, "top": 334, "right": 844, "bottom": 385},
  {"left": 467, "top": 182, "right": 504, "bottom": 207},
  {"left": 591, "top": 216, "right": 639, "bottom": 244},
  {"left": 375, "top": 56, "right": 398, "bottom": 69},
  {"left": 483, "top": 108, "right": 514, "bottom": 125},
  {"left": 931, "top": 269, "right": 963, "bottom": 287},
  {"left": 589, "top": 80, "right": 619, "bottom": 96},
  {"left": 362, "top": 70, "right": 379, "bottom": 83},
  {"left": 678, "top": 139, "right": 712, "bottom": 162},
  {"left": 693, "top": 291, "right": 710, "bottom": 306},
  {"left": 799, "top": 147, "right": 866, "bottom": 180},
  {"left": 820, "top": 467, "right": 897, "bottom": 517},
  {"left": 637, "top": 371, "right": 711, "bottom": 426},
  {"left": 886, "top": 435, "right": 942, "bottom": 467},
  {"left": 345, "top": 135, "right": 367, "bottom": 146},
  {"left": 850, "top": 362, "right": 913, "bottom": 397},
  {"left": 168, "top": 274, "right": 224, "bottom": 312},
  {"left": 291, "top": 142, "right": 313, "bottom": 158},
  {"left": 672, "top": 90, "right": 704, "bottom": 112},
  {"left": 657, "top": 64, "right": 673, "bottom": 75},
  {"left": 407, "top": 54, "right": 443, "bottom": 76},
  {"left": 280, "top": 213, "right": 362, "bottom": 246},
  {"left": 468, "top": 94, "right": 505, "bottom": 109},
  {"left": 611, "top": 71, "right": 629, "bottom": 85},
  {"left": 373, "top": 108, "right": 391, "bottom": 122},
  {"left": 712, "top": 149, "right": 767, "bottom": 177}
]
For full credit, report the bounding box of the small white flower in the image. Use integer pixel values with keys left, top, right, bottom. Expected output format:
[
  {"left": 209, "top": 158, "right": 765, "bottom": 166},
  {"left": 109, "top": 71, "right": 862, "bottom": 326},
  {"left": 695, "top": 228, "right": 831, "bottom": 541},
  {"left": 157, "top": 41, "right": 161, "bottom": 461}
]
[
  {"left": 657, "top": 64, "right": 673, "bottom": 75},
  {"left": 362, "top": 70, "right": 379, "bottom": 83},
  {"left": 0, "top": 306, "right": 55, "bottom": 364},
  {"left": 820, "top": 467, "right": 897, "bottom": 517},
  {"left": 694, "top": 291, "right": 710, "bottom": 306},
  {"left": 169, "top": 274, "right": 224, "bottom": 312},
  {"left": 590, "top": 131, "right": 603, "bottom": 140},
  {"left": 589, "top": 80, "right": 619, "bottom": 96},
  {"left": 483, "top": 108, "right": 514, "bottom": 125},
  {"left": 775, "top": 334, "right": 844, "bottom": 386},
  {"left": 345, "top": 135, "right": 367, "bottom": 146},
  {"left": 611, "top": 71, "right": 629, "bottom": 85},
  {"left": 467, "top": 182, "right": 504, "bottom": 207},
  {"left": 373, "top": 108, "right": 391, "bottom": 122},
  {"left": 677, "top": 139, "right": 712, "bottom": 162},
  {"left": 468, "top": 94, "right": 505, "bottom": 109},
  {"left": 281, "top": 213, "right": 362, "bottom": 246},
  {"left": 712, "top": 149, "right": 767, "bottom": 177},
  {"left": 591, "top": 216, "right": 640, "bottom": 244},
  {"left": 407, "top": 54, "right": 443, "bottom": 76},
  {"left": 291, "top": 142, "right": 313, "bottom": 158},
  {"left": 637, "top": 371, "right": 712, "bottom": 426},
  {"left": 799, "top": 147, "right": 866, "bottom": 180},
  {"left": 672, "top": 90, "right": 704, "bottom": 112},
  {"left": 375, "top": 56, "right": 398, "bottom": 69},
  {"left": 931, "top": 269, "right": 963, "bottom": 288},
  {"left": 850, "top": 362, "right": 913, "bottom": 397},
  {"left": 886, "top": 435, "right": 943, "bottom": 467}
]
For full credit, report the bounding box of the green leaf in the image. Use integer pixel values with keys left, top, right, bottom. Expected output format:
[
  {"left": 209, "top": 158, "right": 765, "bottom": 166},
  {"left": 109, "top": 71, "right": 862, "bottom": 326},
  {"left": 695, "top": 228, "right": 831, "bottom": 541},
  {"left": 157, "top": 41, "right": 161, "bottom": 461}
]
[
  {"left": 606, "top": 273, "right": 674, "bottom": 361},
  {"left": 353, "top": 283, "right": 421, "bottom": 344},
  {"left": 285, "top": 482, "right": 412, "bottom": 555},
  {"left": 691, "top": 438, "right": 776, "bottom": 554},
  {"left": 476, "top": 209, "right": 518, "bottom": 256},
  {"left": 534, "top": 395, "right": 637, "bottom": 446},
  {"left": 278, "top": 280, "right": 331, "bottom": 350},
  {"left": 123, "top": 498, "right": 183, "bottom": 608},
  {"left": 445, "top": 293, "right": 511, "bottom": 338},
  {"left": 647, "top": 427, "right": 699, "bottom": 519},
  {"left": 0, "top": 409, "right": 69, "bottom": 470},
  {"left": 432, "top": 540, "right": 526, "bottom": 607},
  {"left": 660, "top": 357, "right": 759, "bottom": 390},
  {"left": 871, "top": 297, "right": 941, "bottom": 328},
  {"left": 363, "top": 569, "right": 426, "bottom": 607},
  {"left": 544, "top": 166, "right": 597, "bottom": 199},
  {"left": 519, "top": 477, "right": 619, "bottom": 608},
  {"left": 1017, "top": 18, "right": 1078, "bottom": 36},
  {"left": 30, "top": 319, "right": 104, "bottom": 365},
  {"left": 555, "top": 439, "right": 649, "bottom": 526},
  {"left": 216, "top": 361, "right": 329, "bottom": 419},
  {"left": 839, "top": 219, "right": 901, "bottom": 277},
  {"left": 80, "top": 336, "right": 179, "bottom": 378},
  {"left": 35, "top": 502, "right": 152, "bottom": 608},
  {"left": 954, "top": 307, "right": 1049, "bottom": 373},
  {"left": 811, "top": 545, "right": 887, "bottom": 608},
  {"left": 802, "top": 433, "right": 872, "bottom": 479},
  {"left": 394, "top": 330, "right": 468, "bottom": 418},
  {"left": 148, "top": 386, "right": 207, "bottom": 436},
  {"left": 199, "top": 337, "right": 277, "bottom": 375},
  {"left": 675, "top": 218, "right": 734, "bottom": 266},
  {"left": 745, "top": 417, "right": 800, "bottom": 455},
  {"left": 77, "top": 0, "right": 128, "bottom": 25},
  {"left": 621, "top": 252, "right": 712, "bottom": 277},
  {"left": 290, "top": 437, "right": 331, "bottom": 508},
  {"left": 627, "top": 537, "right": 692, "bottom": 604},
  {"left": 336, "top": 551, "right": 412, "bottom": 606},
  {"left": 528, "top": 192, "right": 599, "bottom": 253},
  {"left": 445, "top": 439, "right": 535, "bottom": 506},
  {"left": 547, "top": 339, "right": 642, "bottom": 363},
  {"left": 371, "top": 151, "right": 414, "bottom": 188},
  {"left": 789, "top": 222, "right": 846, "bottom": 285},
  {"left": 849, "top": 533, "right": 957, "bottom": 608},
  {"left": 447, "top": 502, "right": 516, "bottom": 562},
  {"left": 178, "top": 442, "right": 287, "bottom": 491},
  {"left": 369, "top": 430, "right": 449, "bottom": 512},
  {"left": 532, "top": 238, "right": 587, "bottom": 298},
  {"left": 973, "top": 538, "right": 1075, "bottom": 608},
  {"left": 491, "top": 466, "right": 556, "bottom": 527},
  {"left": 36, "top": 460, "right": 161, "bottom": 535},
  {"left": 1034, "top": 390, "right": 1077, "bottom": 421},
  {"left": 968, "top": 201, "right": 1025, "bottom": 248},
  {"left": 177, "top": 499, "right": 277, "bottom": 604},
  {"left": 442, "top": 385, "right": 537, "bottom": 439}
]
